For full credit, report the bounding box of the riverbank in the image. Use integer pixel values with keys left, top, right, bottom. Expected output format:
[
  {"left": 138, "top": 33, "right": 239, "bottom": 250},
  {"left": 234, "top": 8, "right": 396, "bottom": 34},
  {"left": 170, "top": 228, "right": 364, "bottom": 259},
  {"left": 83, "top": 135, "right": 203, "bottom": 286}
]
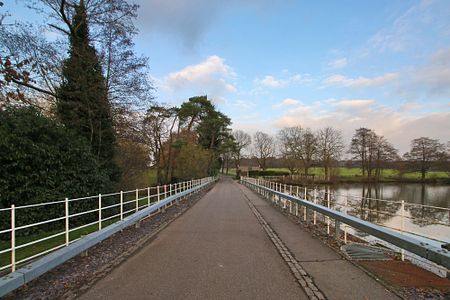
[{"left": 226, "top": 167, "right": 450, "bottom": 185}]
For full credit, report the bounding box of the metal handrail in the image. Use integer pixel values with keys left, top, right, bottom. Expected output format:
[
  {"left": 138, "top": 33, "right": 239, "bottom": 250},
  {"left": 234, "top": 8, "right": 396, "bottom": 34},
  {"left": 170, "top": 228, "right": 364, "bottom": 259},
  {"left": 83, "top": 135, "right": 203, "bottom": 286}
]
[
  {"left": 0, "top": 176, "right": 216, "bottom": 274},
  {"left": 241, "top": 177, "right": 450, "bottom": 270}
]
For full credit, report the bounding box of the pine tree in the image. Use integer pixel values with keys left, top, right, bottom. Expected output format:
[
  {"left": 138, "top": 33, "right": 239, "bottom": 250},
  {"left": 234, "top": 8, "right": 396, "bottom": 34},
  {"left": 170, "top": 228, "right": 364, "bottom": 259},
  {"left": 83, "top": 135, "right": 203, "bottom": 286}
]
[{"left": 56, "top": 0, "right": 118, "bottom": 182}]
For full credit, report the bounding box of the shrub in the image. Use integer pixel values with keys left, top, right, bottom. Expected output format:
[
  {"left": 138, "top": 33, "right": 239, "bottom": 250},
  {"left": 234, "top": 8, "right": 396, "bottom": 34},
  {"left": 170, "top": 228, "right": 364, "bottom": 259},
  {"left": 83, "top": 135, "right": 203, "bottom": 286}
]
[
  {"left": 248, "top": 170, "right": 290, "bottom": 177},
  {"left": 0, "top": 107, "right": 112, "bottom": 236}
]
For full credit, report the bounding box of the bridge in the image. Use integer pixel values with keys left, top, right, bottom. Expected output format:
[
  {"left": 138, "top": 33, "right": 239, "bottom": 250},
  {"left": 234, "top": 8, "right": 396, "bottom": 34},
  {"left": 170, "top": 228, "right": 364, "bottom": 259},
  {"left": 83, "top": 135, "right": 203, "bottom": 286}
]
[{"left": 1, "top": 177, "right": 449, "bottom": 299}]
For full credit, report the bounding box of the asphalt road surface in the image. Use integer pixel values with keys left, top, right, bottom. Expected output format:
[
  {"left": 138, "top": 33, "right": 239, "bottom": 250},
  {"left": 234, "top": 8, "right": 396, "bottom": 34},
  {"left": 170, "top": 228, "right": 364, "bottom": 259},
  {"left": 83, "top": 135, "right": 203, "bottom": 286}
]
[{"left": 79, "top": 178, "right": 308, "bottom": 299}]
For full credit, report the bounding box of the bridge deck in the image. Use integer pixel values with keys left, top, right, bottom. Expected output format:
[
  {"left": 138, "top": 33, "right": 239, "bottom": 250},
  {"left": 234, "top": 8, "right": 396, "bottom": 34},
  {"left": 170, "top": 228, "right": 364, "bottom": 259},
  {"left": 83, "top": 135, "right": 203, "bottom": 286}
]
[{"left": 80, "top": 178, "right": 397, "bottom": 300}]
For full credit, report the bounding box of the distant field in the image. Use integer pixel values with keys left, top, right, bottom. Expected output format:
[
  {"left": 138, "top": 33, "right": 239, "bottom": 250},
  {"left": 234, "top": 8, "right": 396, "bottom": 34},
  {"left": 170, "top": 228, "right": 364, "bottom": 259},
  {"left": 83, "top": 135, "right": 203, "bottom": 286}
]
[{"left": 225, "top": 167, "right": 449, "bottom": 180}]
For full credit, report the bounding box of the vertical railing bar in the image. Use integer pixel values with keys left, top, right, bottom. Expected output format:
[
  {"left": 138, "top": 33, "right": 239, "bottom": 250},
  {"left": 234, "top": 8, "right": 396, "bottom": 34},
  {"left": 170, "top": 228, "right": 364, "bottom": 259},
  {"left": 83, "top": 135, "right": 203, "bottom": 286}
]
[
  {"left": 11, "top": 204, "right": 16, "bottom": 272},
  {"left": 401, "top": 199, "right": 405, "bottom": 261},
  {"left": 135, "top": 188, "right": 139, "bottom": 212},
  {"left": 120, "top": 191, "right": 124, "bottom": 221},
  {"left": 98, "top": 194, "right": 102, "bottom": 230},
  {"left": 65, "top": 198, "right": 69, "bottom": 246},
  {"left": 157, "top": 185, "right": 160, "bottom": 202}
]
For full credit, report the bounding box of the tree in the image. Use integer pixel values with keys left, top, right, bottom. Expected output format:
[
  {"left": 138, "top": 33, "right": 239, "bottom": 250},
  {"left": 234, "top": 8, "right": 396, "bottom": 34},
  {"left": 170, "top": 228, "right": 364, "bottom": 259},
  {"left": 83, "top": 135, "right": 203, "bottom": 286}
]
[
  {"left": 143, "top": 105, "right": 178, "bottom": 184},
  {"left": 1, "top": 0, "right": 153, "bottom": 109},
  {"left": 0, "top": 106, "right": 111, "bottom": 234},
  {"left": 231, "top": 130, "right": 251, "bottom": 168},
  {"left": 56, "top": 0, "right": 118, "bottom": 180},
  {"left": 172, "top": 139, "right": 210, "bottom": 181},
  {"left": 253, "top": 131, "right": 275, "bottom": 170},
  {"left": 219, "top": 135, "right": 235, "bottom": 174},
  {"left": 404, "top": 137, "right": 445, "bottom": 180},
  {"left": 316, "top": 127, "right": 344, "bottom": 180},
  {"left": 277, "top": 127, "right": 301, "bottom": 174},
  {"left": 298, "top": 128, "right": 318, "bottom": 175},
  {"left": 349, "top": 127, "right": 377, "bottom": 178},
  {"left": 373, "top": 135, "right": 398, "bottom": 179},
  {"left": 178, "top": 95, "right": 214, "bottom": 132}
]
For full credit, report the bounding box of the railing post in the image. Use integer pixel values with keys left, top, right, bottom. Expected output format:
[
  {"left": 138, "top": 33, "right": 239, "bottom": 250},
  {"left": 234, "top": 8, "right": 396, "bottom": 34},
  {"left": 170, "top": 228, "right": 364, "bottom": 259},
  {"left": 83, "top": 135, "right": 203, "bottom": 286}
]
[
  {"left": 98, "top": 194, "right": 102, "bottom": 230},
  {"left": 401, "top": 200, "right": 405, "bottom": 261},
  {"left": 327, "top": 189, "right": 330, "bottom": 235},
  {"left": 147, "top": 187, "right": 150, "bottom": 207},
  {"left": 335, "top": 219, "right": 341, "bottom": 240},
  {"left": 120, "top": 191, "right": 124, "bottom": 221},
  {"left": 344, "top": 194, "right": 348, "bottom": 244},
  {"left": 157, "top": 186, "right": 160, "bottom": 202},
  {"left": 11, "top": 204, "right": 15, "bottom": 272},
  {"left": 313, "top": 188, "right": 317, "bottom": 225},
  {"left": 135, "top": 189, "right": 139, "bottom": 212},
  {"left": 65, "top": 197, "right": 69, "bottom": 246},
  {"left": 169, "top": 184, "right": 172, "bottom": 196}
]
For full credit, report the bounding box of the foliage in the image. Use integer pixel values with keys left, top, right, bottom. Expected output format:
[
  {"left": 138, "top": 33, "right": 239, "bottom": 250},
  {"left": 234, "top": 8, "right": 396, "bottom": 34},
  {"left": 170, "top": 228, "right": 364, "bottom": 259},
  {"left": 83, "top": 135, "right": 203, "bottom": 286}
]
[
  {"left": 115, "top": 138, "right": 151, "bottom": 190},
  {"left": 1, "top": 0, "right": 153, "bottom": 109},
  {"left": 56, "top": 1, "right": 118, "bottom": 181},
  {"left": 172, "top": 139, "right": 210, "bottom": 181},
  {"left": 248, "top": 170, "right": 290, "bottom": 177},
  {"left": 0, "top": 106, "right": 111, "bottom": 236}
]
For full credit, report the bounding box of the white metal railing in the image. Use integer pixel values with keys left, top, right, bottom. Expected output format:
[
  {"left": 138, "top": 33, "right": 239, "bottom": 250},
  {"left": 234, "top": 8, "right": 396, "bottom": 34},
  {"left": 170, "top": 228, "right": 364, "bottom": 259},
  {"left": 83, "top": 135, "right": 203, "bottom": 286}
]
[
  {"left": 0, "top": 177, "right": 215, "bottom": 274},
  {"left": 252, "top": 178, "right": 450, "bottom": 241},
  {"left": 241, "top": 177, "right": 450, "bottom": 273}
]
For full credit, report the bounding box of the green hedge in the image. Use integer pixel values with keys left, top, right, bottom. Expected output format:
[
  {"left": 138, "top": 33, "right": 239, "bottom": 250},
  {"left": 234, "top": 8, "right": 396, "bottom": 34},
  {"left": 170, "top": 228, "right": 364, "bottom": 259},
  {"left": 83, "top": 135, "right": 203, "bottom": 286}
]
[
  {"left": 0, "top": 107, "right": 113, "bottom": 237},
  {"left": 248, "top": 170, "right": 290, "bottom": 176}
]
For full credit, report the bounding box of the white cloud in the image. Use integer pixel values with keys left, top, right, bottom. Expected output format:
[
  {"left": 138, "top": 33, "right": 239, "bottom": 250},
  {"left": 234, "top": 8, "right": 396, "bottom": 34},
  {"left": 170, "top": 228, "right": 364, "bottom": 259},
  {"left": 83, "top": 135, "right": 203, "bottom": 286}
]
[
  {"left": 162, "top": 55, "right": 237, "bottom": 98},
  {"left": 253, "top": 73, "right": 312, "bottom": 93},
  {"left": 261, "top": 75, "right": 284, "bottom": 88},
  {"left": 272, "top": 98, "right": 302, "bottom": 108},
  {"left": 323, "top": 72, "right": 399, "bottom": 88},
  {"left": 333, "top": 99, "right": 375, "bottom": 108},
  {"left": 328, "top": 58, "right": 347, "bottom": 69}
]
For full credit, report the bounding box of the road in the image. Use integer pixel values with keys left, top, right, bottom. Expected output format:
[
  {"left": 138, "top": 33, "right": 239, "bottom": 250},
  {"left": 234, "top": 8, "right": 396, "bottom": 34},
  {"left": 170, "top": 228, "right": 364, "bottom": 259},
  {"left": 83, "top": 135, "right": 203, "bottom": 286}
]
[{"left": 80, "top": 177, "right": 397, "bottom": 300}]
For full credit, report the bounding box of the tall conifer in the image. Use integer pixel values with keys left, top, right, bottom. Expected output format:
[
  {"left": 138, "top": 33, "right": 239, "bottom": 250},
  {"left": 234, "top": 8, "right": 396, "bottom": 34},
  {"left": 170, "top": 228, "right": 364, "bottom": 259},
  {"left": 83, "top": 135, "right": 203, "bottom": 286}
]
[{"left": 56, "top": 0, "right": 118, "bottom": 181}]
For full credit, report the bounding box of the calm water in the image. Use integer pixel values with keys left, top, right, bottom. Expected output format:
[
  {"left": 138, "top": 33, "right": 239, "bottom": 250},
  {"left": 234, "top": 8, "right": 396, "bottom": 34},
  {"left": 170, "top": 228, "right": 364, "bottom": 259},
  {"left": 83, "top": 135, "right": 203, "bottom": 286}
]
[{"left": 311, "top": 183, "right": 450, "bottom": 243}]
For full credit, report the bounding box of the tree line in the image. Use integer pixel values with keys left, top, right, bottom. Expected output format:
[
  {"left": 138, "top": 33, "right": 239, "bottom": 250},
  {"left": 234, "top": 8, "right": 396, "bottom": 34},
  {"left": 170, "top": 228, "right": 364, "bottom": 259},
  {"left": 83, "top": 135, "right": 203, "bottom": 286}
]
[
  {"left": 223, "top": 126, "right": 450, "bottom": 181},
  {"left": 0, "top": 1, "right": 232, "bottom": 234}
]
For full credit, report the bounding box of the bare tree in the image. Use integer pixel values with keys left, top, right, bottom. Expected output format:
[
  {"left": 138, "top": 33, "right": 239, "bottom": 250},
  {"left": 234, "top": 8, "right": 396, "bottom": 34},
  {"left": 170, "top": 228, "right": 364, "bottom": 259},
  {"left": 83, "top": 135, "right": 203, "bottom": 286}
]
[
  {"left": 232, "top": 130, "right": 251, "bottom": 168},
  {"left": 404, "top": 137, "right": 445, "bottom": 180},
  {"left": 349, "top": 127, "right": 378, "bottom": 178},
  {"left": 277, "top": 127, "right": 302, "bottom": 174},
  {"left": 298, "top": 128, "right": 318, "bottom": 175},
  {"left": 1, "top": 0, "right": 153, "bottom": 109},
  {"left": 316, "top": 127, "right": 344, "bottom": 180},
  {"left": 253, "top": 131, "right": 275, "bottom": 170},
  {"left": 373, "top": 135, "right": 398, "bottom": 179}
]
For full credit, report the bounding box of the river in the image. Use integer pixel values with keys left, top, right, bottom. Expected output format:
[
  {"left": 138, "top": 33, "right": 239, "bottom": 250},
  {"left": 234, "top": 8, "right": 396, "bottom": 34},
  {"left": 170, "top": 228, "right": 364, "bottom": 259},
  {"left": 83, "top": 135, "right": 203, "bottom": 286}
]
[{"left": 313, "top": 183, "right": 450, "bottom": 243}]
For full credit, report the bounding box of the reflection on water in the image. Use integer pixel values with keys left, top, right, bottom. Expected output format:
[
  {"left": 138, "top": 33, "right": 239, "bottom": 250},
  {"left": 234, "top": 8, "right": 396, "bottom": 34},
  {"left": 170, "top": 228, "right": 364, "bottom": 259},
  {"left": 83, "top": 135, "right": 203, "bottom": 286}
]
[{"left": 315, "top": 183, "right": 450, "bottom": 242}]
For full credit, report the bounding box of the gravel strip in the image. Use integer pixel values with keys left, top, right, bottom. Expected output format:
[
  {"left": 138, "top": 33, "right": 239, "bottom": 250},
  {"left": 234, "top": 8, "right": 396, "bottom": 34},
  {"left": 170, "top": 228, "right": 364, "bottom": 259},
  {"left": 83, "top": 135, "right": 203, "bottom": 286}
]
[{"left": 3, "top": 186, "right": 213, "bottom": 300}]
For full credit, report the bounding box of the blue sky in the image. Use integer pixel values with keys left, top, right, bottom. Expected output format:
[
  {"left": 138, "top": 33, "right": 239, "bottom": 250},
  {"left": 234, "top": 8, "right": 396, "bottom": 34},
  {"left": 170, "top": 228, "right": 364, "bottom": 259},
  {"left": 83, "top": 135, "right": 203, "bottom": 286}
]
[{"left": 8, "top": 0, "right": 450, "bottom": 153}]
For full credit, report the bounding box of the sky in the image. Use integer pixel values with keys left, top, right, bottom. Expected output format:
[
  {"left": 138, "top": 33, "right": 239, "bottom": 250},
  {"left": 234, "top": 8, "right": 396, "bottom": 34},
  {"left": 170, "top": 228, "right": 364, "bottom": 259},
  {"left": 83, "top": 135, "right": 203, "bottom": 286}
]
[{"left": 8, "top": 0, "right": 450, "bottom": 154}]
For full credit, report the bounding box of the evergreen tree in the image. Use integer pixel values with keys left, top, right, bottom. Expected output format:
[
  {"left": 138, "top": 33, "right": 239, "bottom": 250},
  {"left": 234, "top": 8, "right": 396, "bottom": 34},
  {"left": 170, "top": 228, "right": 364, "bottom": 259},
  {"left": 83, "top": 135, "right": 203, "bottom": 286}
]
[{"left": 56, "top": 0, "right": 118, "bottom": 181}]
